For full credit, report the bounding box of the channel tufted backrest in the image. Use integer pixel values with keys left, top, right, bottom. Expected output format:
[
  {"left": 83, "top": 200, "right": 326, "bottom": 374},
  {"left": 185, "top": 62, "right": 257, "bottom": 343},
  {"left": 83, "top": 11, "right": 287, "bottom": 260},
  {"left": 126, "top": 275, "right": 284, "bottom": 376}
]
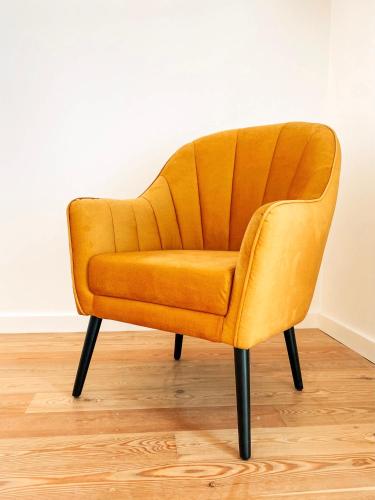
[
  {"left": 139, "top": 122, "right": 336, "bottom": 251},
  {"left": 93, "top": 122, "right": 336, "bottom": 256},
  {"left": 68, "top": 121, "right": 339, "bottom": 318}
]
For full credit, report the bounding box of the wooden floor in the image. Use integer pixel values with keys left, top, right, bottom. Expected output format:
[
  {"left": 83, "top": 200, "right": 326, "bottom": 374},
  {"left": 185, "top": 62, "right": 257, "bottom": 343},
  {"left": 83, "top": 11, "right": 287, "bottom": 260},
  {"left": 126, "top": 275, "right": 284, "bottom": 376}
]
[{"left": 0, "top": 329, "right": 375, "bottom": 499}]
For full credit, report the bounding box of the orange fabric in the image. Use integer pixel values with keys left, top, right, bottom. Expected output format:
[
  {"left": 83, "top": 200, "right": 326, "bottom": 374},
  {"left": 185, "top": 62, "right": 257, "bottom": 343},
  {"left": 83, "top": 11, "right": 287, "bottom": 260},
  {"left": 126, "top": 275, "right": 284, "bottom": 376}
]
[
  {"left": 89, "top": 250, "right": 238, "bottom": 316},
  {"left": 67, "top": 122, "right": 340, "bottom": 348},
  {"left": 93, "top": 295, "right": 224, "bottom": 343}
]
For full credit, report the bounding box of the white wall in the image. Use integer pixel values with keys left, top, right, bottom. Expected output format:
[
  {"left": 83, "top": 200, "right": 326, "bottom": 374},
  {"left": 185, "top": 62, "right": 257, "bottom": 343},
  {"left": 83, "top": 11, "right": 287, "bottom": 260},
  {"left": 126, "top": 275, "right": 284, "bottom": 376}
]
[
  {"left": 319, "top": 0, "right": 375, "bottom": 361},
  {"left": 0, "top": 0, "right": 331, "bottom": 332}
]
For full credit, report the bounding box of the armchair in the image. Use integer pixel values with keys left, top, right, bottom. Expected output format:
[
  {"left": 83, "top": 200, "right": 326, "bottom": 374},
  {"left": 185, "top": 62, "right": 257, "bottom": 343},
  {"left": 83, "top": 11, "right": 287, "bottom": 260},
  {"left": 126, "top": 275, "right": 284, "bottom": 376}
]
[{"left": 67, "top": 122, "right": 340, "bottom": 459}]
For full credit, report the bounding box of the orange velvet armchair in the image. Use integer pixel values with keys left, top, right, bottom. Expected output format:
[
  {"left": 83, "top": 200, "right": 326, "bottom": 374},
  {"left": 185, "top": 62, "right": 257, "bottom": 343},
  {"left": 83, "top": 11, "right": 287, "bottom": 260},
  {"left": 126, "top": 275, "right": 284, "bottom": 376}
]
[{"left": 67, "top": 122, "right": 340, "bottom": 459}]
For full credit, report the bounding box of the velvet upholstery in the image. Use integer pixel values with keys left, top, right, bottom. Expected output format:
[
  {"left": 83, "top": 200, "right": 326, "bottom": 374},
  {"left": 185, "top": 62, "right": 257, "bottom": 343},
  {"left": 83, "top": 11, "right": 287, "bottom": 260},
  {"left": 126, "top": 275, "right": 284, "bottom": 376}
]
[
  {"left": 68, "top": 122, "right": 340, "bottom": 348},
  {"left": 89, "top": 250, "right": 238, "bottom": 315}
]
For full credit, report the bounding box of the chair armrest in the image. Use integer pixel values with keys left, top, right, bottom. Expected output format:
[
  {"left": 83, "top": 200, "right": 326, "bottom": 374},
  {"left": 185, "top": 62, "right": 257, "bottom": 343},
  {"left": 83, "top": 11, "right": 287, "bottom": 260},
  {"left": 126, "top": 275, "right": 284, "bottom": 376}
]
[
  {"left": 223, "top": 156, "right": 340, "bottom": 348},
  {"left": 67, "top": 188, "right": 176, "bottom": 314},
  {"left": 67, "top": 198, "right": 129, "bottom": 314}
]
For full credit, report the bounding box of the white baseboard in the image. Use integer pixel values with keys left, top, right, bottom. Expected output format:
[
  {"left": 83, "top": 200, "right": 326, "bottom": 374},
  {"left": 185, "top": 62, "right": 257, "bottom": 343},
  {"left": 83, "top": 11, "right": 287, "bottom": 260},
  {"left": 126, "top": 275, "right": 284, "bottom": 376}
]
[
  {"left": 296, "top": 312, "right": 320, "bottom": 329},
  {"left": 1, "top": 312, "right": 373, "bottom": 365},
  {"left": 0, "top": 310, "right": 319, "bottom": 334},
  {"left": 317, "top": 313, "right": 375, "bottom": 364},
  {"left": 0, "top": 313, "right": 149, "bottom": 334}
]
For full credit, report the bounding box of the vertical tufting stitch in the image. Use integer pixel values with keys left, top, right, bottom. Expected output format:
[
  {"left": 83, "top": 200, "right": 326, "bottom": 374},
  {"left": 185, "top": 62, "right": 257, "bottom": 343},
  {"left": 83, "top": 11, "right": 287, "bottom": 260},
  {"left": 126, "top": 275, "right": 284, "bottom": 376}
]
[
  {"left": 286, "top": 125, "right": 319, "bottom": 198},
  {"left": 141, "top": 196, "right": 162, "bottom": 249},
  {"left": 161, "top": 175, "right": 183, "bottom": 248},
  {"left": 193, "top": 130, "right": 237, "bottom": 249},
  {"left": 261, "top": 124, "right": 285, "bottom": 205},
  {"left": 106, "top": 201, "right": 117, "bottom": 252},
  {"left": 193, "top": 141, "right": 204, "bottom": 249},
  {"left": 228, "top": 130, "right": 239, "bottom": 250},
  {"left": 130, "top": 201, "right": 140, "bottom": 251}
]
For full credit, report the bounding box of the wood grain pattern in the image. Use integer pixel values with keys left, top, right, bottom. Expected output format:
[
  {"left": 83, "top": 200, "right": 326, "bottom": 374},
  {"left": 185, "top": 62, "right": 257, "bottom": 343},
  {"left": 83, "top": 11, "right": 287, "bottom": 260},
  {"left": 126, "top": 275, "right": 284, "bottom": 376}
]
[{"left": 0, "top": 328, "right": 374, "bottom": 499}]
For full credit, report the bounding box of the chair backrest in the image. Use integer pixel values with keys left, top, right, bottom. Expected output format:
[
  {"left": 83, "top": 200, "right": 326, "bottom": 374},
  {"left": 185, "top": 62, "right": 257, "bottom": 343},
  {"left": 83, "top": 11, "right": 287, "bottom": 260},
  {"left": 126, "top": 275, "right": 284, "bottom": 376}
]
[{"left": 142, "top": 122, "right": 337, "bottom": 251}]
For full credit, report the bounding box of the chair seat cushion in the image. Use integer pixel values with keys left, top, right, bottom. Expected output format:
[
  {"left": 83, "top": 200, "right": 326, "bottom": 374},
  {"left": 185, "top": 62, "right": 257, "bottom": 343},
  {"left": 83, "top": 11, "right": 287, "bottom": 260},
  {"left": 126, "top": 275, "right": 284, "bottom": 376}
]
[{"left": 88, "top": 250, "right": 238, "bottom": 316}]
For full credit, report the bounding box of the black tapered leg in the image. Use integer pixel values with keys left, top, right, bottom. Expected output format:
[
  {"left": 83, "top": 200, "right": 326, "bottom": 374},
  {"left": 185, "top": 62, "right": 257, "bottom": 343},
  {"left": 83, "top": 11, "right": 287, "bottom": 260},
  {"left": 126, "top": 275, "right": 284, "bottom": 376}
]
[
  {"left": 72, "top": 316, "right": 102, "bottom": 398},
  {"left": 234, "top": 348, "right": 251, "bottom": 460},
  {"left": 174, "top": 334, "right": 183, "bottom": 360},
  {"left": 284, "top": 327, "right": 303, "bottom": 391}
]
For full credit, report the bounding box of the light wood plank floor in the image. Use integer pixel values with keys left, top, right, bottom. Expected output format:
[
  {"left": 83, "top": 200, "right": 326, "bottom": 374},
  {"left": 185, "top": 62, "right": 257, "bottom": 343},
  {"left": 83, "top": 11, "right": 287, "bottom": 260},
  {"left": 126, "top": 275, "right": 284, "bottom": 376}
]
[{"left": 0, "top": 328, "right": 374, "bottom": 499}]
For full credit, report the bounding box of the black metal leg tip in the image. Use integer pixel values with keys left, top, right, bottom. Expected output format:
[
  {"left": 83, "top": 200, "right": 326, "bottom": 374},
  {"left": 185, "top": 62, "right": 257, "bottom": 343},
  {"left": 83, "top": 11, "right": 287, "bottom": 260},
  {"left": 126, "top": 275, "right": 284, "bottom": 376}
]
[
  {"left": 72, "top": 389, "right": 82, "bottom": 398},
  {"left": 240, "top": 449, "right": 251, "bottom": 460},
  {"left": 295, "top": 384, "right": 303, "bottom": 391},
  {"left": 174, "top": 334, "right": 183, "bottom": 361}
]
